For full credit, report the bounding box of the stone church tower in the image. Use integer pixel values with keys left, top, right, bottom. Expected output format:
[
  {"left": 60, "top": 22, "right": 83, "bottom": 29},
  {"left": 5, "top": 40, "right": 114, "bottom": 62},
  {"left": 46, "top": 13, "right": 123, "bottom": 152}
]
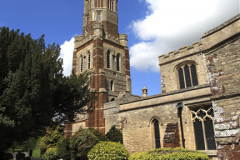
[{"left": 64, "top": 0, "right": 131, "bottom": 136}]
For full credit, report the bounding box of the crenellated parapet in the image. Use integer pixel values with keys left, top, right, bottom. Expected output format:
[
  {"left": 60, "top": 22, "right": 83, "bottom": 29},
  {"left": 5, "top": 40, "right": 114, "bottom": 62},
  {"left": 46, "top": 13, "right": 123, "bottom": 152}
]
[
  {"left": 74, "top": 35, "right": 94, "bottom": 50},
  {"left": 158, "top": 41, "right": 202, "bottom": 65}
]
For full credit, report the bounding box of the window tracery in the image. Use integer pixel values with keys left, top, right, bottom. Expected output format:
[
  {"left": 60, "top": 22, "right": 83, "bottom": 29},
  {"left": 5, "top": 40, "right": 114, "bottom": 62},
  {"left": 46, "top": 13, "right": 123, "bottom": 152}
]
[{"left": 191, "top": 106, "right": 216, "bottom": 150}]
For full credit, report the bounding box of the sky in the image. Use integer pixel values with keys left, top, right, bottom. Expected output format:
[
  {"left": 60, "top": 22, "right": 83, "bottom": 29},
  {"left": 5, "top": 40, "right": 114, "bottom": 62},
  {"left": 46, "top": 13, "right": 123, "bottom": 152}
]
[{"left": 0, "top": 0, "right": 239, "bottom": 96}]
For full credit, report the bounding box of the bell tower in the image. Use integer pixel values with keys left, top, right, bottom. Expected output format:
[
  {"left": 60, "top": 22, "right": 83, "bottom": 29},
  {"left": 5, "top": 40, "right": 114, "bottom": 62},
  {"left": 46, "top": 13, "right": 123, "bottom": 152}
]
[
  {"left": 65, "top": 0, "right": 131, "bottom": 136},
  {"left": 83, "top": 0, "right": 119, "bottom": 37}
]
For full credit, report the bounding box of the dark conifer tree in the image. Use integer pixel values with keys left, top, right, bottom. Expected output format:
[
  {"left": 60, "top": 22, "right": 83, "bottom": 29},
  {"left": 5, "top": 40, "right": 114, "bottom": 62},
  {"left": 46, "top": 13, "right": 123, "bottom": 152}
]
[{"left": 0, "top": 27, "right": 96, "bottom": 153}]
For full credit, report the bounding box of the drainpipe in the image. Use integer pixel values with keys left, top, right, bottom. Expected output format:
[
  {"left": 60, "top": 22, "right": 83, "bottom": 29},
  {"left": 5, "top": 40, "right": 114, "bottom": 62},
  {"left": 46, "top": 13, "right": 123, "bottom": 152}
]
[{"left": 176, "top": 102, "right": 185, "bottom": 148}]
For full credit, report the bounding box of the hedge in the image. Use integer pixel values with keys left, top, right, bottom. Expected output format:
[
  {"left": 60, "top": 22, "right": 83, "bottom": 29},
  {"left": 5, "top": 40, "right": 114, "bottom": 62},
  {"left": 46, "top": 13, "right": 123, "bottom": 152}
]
[
  {"left": 88, "top": 141, "right": 129, "bottom": 160},
  {"left": 129, "top": 147, "right": 209, "bottom": 160}
]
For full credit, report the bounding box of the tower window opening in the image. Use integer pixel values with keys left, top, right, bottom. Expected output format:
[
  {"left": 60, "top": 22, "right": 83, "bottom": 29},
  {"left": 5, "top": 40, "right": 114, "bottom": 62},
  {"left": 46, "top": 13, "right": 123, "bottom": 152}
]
[
  {"left": 110, "top": 80, "right": 114, "bottom": 91},
  {"left": 88, "top": 54, "right": 91, "bottom": 69},
  {"left": 107, "top": 51, "right": 110, "bottom": 68},
  {"left": 97, "top": 13, "right": 101, "bottom": 21},
  {"left": 117, "top": 53, "right": 120, "bottom": 71},
  {"left": 80, "top": 56, "right": 83, "bottom": 72},
  {"left": 178, "top": 63, "right": 198, "bottom": 89}
]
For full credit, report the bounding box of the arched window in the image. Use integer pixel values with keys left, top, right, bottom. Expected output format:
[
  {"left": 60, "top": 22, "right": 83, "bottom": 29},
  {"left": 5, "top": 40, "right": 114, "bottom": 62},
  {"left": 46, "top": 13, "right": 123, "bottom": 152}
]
[
  {"left": 88, "top": 53, "right": 91, "bottom": 69},
  {"left": 107, "top": 50, "right": 110, "bottom": 68},
  {"left": 153, "top": 120, "right": 161, "bottom": 149},
  {"left": 110, "top": 98, "right": 115, "bottom": 101},
  {"left": 80, "top": 55, "right": 83, "bottom": 72},
  {"left": 116, "top": 53, "right": 120, "bottom": 71},
  {"left": 191, "top": 106, "right": 216, "bottom": 150},
  {"left": 178, "top": 63, "right": 198, "bottom": 89},
  {"left": 110, "top": 80, "right": 114, "bottom": 91}
]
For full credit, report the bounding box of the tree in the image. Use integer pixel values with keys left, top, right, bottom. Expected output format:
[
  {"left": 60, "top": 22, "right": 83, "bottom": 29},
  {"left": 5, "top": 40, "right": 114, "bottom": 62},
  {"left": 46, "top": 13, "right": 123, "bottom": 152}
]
[
  {"left": 70, "top": 128, "right": 108, "bottom": 160},
  {"left": 106, "top": 125, "right": 123, "bottom": 144},
  {"left": 39, "top": 121, "right": 64, "bottom": 154},
  {"left": 56, "top": 136, "right": 71, "bottom": 160},
  {"left": 0, "top": 27, "right": 96, "bottom": 153}
]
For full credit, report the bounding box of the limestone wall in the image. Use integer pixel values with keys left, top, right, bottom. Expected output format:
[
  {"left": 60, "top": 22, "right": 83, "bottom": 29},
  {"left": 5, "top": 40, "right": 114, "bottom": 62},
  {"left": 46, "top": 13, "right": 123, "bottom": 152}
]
[
  {"left": 114, "top": 85, "right": 212, "bottom": 154},
  {"left": 159, "top": 42, "right": 209, "bottom": 93},
  {"left": 203, "top": 14, "right": 240, "bottom": 160}
]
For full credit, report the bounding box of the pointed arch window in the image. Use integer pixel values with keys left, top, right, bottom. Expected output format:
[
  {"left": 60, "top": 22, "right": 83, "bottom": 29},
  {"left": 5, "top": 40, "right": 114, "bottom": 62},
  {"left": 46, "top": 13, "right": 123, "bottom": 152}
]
[
  {"left": 107, "top": 50, "right": 110, "bottom": 68},
  {"left": 153, "top": 120, "right": 161, "bottom": 149},
  {"left": 191, "top": 106, "right": 216, "bottom": 150},
  {"left": 178, "top": 63, "right": 198, "bottom": 89},
  {"left": 116, "top": 53, "right": 120, "bottom": 71}
]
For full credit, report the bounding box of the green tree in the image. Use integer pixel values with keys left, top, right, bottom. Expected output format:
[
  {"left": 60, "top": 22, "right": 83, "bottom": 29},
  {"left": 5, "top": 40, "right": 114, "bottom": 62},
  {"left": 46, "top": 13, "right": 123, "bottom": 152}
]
[
  {"left": 56, "top": 136, "right": 71, "bottom": 160},
  {"left": 106, "top": 125, "right": 123, "bottom": 144},
  {"left": 39, "top": 121, "right": 64, "bottom": 154},
  {"left": 0, "top": 27, "right": 96, "bottom": 154},
  {"left": 70, "top": 128, "right": 108, "bottom": 160}
]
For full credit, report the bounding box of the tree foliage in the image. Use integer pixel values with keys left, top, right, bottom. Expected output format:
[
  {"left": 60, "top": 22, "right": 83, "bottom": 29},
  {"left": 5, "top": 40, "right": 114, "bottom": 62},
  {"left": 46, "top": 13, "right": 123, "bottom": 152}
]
[
  {"left": 56, "top": 136, "right": 71, "bottom": 159},
  {"left": 39, "top": 122, "right": 64, "bottom": 154},
  {"left": 70, "top": 128, "right": 108, "bottom": 159},
  {"left": 0, "top": 27, "right": 96, "bottom": 151},
  {"left": 88, "top": 141, "right": 129, "bottom": 160},
  {"left": 106, "top": 125, "right": 123, "bottom": 144}
]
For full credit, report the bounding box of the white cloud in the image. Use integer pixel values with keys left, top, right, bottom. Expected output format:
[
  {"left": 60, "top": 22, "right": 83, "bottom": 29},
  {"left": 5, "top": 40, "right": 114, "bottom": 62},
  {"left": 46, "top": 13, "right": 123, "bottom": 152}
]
[
  {"left": 60, "top": 37, "right": 74, "bottom": 76},
  {"left": 130, "top": 0, "right": 239, "bottom": 72}
]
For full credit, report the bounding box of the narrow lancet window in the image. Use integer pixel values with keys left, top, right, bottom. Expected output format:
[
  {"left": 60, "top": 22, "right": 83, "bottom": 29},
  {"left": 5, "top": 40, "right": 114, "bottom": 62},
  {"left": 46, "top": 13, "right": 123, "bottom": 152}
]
[
  {"left": 154, "top": 120, "right": 161, "bottom": 149},
  {"left": 117, "top": 53, "right": 120, "bottom": 71},
  {"left": 88, "top": 54, "right": 91, "bottom": 69},
  {"left": 107, "top": 51, "right": 110, "bottom": 68},
  {"left": 80, "top": 56, "right": 83, "bottom": 72},
  {"left": 110, "top": 80, "right": 114, "bottom": 91}
]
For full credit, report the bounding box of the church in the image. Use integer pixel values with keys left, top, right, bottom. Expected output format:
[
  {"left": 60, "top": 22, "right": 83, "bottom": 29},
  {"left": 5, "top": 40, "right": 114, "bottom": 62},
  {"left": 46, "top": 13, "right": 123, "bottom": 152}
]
[{"left": 64, "top": 1, "right": 240, "bottom": 159}]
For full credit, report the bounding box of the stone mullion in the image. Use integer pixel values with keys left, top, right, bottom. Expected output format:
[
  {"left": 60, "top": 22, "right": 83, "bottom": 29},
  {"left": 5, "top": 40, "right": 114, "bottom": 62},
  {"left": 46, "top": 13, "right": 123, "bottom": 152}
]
[
  {"left": 182, "top": 66, "right": 187, "bottom": 88},
  {"left": 188, "top": 64, "right": 193, "bottom": 87}
]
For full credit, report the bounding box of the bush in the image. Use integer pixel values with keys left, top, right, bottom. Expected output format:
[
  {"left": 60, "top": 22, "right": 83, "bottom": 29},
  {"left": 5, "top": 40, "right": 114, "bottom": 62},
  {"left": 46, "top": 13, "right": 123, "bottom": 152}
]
[
  {"left": 129, "top": 147, "right": 209, "bottom": 160},
  {"left": 106, "top": 125, "right": 123, "bottom": 144},
  {"left": 43, "top": 147, "right": 58, "bottom": 160},
  {"left": 56, "top": 136, "right": 71, "bottom": 159},
  {"left": 88, "top": 141, "right": 129, "bottom": 160},
  {"left": 70, "top": 128, "right": 108, "bottom": 159}
]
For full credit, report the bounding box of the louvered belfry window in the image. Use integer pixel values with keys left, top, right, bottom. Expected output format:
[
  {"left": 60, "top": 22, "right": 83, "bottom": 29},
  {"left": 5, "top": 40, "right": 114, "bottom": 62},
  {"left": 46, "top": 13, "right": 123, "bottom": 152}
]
[
  {"left": 154, "top": 120, "right": 161, "bottom": 149},
  {"left": 178, "top": 64, "right": 198, "bottom": 89},
  {"left": 191, "top": 106, "right": 216, "bottom": 150}
]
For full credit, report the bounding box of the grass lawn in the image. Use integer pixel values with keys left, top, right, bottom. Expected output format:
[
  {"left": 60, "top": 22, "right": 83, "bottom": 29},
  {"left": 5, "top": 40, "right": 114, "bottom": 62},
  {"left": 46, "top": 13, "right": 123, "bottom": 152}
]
[{"left": 32, "top": 150, "right": 41, "bottom": 158}]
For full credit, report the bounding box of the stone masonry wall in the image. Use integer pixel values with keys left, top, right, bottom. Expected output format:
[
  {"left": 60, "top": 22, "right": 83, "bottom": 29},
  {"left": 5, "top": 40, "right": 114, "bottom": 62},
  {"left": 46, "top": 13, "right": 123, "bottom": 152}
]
[
  {"left": 159, "top": 42, "right": 209, "bottom": 93},
  {"left": 203, "top": 14, "right": 240, "bottom": 160}
]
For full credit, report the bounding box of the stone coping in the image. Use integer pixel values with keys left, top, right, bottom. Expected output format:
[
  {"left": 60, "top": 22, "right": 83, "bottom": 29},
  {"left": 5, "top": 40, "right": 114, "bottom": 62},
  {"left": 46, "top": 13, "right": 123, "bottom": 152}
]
[
  {"left": 202, "top": 14, "right": 240, "bottom": 38},
  {"left": 120, "top": 84, "right": 210, "bottom": 105}
]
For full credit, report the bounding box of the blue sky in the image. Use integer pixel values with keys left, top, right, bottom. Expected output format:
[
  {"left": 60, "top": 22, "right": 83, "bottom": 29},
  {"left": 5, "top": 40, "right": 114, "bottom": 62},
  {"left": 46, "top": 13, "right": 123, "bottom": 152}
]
[{"left": 0, "top": 0, "right": 239, "bottom": 96}]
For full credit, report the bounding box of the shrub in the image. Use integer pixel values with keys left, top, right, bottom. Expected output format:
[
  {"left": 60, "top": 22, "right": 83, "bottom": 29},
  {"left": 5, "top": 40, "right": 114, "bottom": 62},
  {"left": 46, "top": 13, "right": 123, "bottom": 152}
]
[
  {"left": 56, "top": 136, "right": 71, "bottom": 159},
  {"left": 88, "top": 141, "right": 129, "bottom": 160},
  {"left": 43, "top": 147, "right": 58, "bottom": 160},
  {"left": 39, "top": 122, "right": 64, "bottom": 154},
  {"left": 106, "top": 125, "right": 123, "bottom": 144},
  {"left": 130, "top": 147, "right": 209, "bottom": 160},
  {"left": 70, "top": 128, "right": 108, "bottom": 159}
]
